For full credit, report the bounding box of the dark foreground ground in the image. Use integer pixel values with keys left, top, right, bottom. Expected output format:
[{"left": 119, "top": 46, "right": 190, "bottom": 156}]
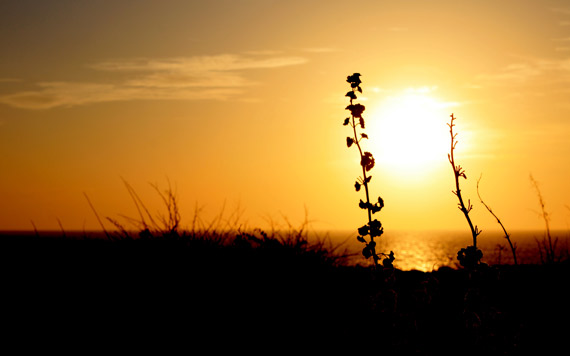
[{"left": 1, "top": 233, "right": 569, "bottom": 354}]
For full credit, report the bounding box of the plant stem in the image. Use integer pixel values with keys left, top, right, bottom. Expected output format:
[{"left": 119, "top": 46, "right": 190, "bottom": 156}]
[
  {"left": 448, "top": 114, "right": 479, "bottom": 248},
  {"left": 477, "top": 175, "right": 517, "bottom": 265},
  {"left": 350, "top": 100, "right": 372, "bottom": 225},
  {"left": 530, "top": 174, "right": 557, "bottom": 263},
  {"left": 350, "top": 97, "right": 377, "bottom": 265}
]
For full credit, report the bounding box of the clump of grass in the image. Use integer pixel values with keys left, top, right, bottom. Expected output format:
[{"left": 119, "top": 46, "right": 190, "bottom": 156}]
[
  {"left": 343, "top": 73, "right": 393, "bottom": 269},
  {"left": 233, "top": 216, "right": 350, "bottom": 268},
  {"left": 477, "top": 174, "right": 517, "bottom": 265},
  {"left": 447, "top": 113, "right": 483, "bottom": 269},
  {"left": 119, "top": 178, "right": 181, "bottom": 239},
  {"left": 84, "top": 178, "right": 348, "bottom": 267},
  {"left": 84, "top": 178, "right": 182, "bottom": 240}
]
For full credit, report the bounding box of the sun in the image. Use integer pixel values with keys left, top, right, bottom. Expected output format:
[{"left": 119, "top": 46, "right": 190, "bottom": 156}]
[{"left": 366, "top": 90, "right": 455, "bottom": 179}]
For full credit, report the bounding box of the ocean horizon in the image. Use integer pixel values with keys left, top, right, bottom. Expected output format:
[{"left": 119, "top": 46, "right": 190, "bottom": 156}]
[{"left": 325, "top": 228, "right": 570, "bottom": 271}]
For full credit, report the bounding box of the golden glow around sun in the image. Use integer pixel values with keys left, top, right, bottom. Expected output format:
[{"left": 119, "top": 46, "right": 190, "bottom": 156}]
[{"left": 367, "top": 89, "right": 456, "bottom": 179}]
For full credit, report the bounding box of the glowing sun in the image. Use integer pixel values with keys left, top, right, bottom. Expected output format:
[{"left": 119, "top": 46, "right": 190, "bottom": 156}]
[{"left": 368, "top": 90, "right": 456, "bottom": 178}]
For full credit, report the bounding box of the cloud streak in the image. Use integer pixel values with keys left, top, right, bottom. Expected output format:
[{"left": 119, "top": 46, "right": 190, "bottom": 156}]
[
  {"left": 474, "top": 57, "right": 570, "bottom": 88},
  {"left": 0, "top": 54, "right": 307, "bottom": 109}
]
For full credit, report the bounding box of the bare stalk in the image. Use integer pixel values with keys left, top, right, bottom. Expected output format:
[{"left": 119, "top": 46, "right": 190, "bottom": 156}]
[
  {"left": 477, "top": 174, "right": 517, "bottom": 265},
  {"left": 56, "top": 218, "right": 67, "bottom": 239},
  {"left": 30, "top": 220, "right": 40, "bottom": 238},
  {"left": 448, "top": 114, "right": 481, "bottom": 248},
  {"left": 150, "top": 179, "right": 181, "bottom": 235},
  {"left": 83, "top": 192, "right": 112, "bottom": 240},
  {"left": 530, "top": 174, "right": 558, "bottom": 263}
]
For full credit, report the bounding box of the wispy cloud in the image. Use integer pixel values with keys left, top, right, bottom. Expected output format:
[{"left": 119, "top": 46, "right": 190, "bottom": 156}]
[
  {"left": 550, "top": 7, "right": 570, "bottom": 15},
  {"left": 0, "top": 82, "right": 243, "bottom": 110},
  {"left": 387, "top": 27, "right": 408, "bottom": 32},
  {"left": 90, "top": 55, "right": 307, "bottom": 72},
  {"left": 301, "top": 47, "right": 339, "bottom": 53},
  {"left": 403, "top": 86, "right": 438, "bottom": 94},
  {"left": 552, "top": 36, "right": 570, "bottom": 42},
  {"left": 242, "top": 50, "right": 283, "bottom": 56},
  {"left": 476, "top": 62, "right": 543, "bottom": 84},
  {"left": 473, "top": 56, "right": 570, "bottom": 88},
  {"left": 0, "top": 54, "right": 307, "bottom": 109}
]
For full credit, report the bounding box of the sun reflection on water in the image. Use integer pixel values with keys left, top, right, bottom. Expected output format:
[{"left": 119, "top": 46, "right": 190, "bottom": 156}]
[{"left": 334, "top": 229, "right": 564, "bottom": 271}]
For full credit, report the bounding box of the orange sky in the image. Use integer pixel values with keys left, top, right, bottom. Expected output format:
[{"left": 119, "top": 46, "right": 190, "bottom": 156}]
[{"left": 1, "top": 0, "right": 570, "bottom": 233}]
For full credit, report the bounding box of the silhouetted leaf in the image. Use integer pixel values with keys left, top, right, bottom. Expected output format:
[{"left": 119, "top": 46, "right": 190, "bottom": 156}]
[
  {"left": 343, "top": 117, "right": 350, "bottom": 126},
  {"left": 369, "top": 219, "right": 383, "bottom": 237},
  {"left": 359, "top": 199, "right": 368, "bottom": 210},
  {"left": 378, "top": 196, "right": 384, "bottom": 209},
  {"left": 356, "top": 235, "right": 366, "bottom": 243},
  {"left": 357, "top": 86, "right": 362, "bottom": 93},
  {"left": 361, "top": 133, "right": 368, "bottom": 139},
  {"left": 346, "top": 137, "right": 354, "bottom": 147},
  {"left": 359, "top": 117, "right": 365, "bottom": 128},
  {"left": 354, "top": 181, "right": 361, "bottom": 191},
  {"left": 362, "top": 246, "right": 372, "bottom": 259},
  {"left": 371, "top": 204, "right": 381, "bottom": 214},
  {"left": 346, "top": 91, "right": 357, "bottom": 100},
  {"left": 346, "top": 104, "right": 365, "bottom": 118},
  {"left": 347, "top": 73, "right": 361, "bottom": 86},
  {"left": 383, "top": 251, "right": 395, "bottom": 268},
  {"left": 361, "top": 152, "right": 375, "bottom": 171},
  {"left": 457, "top": 245, "right": 483, "bottom": 269},
  {"left": 365, "top": 176, "right": 372, "bottom": 183},
  {"left": 358, "top": 224, "right": 369, "bottom": 236}
]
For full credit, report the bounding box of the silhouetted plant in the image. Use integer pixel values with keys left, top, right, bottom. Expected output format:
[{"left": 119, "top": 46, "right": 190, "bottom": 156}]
[
  {"left": 530, "top": 174, "right": 558, "bottom": 264},
  {"left": 343, "top": 73, "right": 392, "bottom": 268},
  {"left": 447, "top": 114, "right": 482, "bottom": 268},
  {"left": 83, "top": 192, "right": 113, "bottom": 240},
  {"left": 119, "top": 178, "right": 180, "bottom": 238},
  {"left": 232, "top": 213, "right": 351, "bottom": 267},
  {"left": 84, "top": 179, "right": 181, "bottom": 240},
  {"left": 477, "top": 174, "right": 517, "bottom": 265}
]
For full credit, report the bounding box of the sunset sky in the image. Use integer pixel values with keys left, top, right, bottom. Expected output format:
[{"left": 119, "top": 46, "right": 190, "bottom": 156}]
[{"left": 2, "top": 0, "right": 570, "bottom": 234}]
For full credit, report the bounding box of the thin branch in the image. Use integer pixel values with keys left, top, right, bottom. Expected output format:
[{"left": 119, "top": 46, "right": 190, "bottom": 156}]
[
  {"left": 448, "top": 113, "right": 480, "bottom": 248},
  {"left": 530, "top": 174, "right": 558, "bottom": 263},
  {"left": 30, "top": 220, "right": 40, "bottom": 238},
  {"left": 83, "top": 192, "right": 111, "bottom": 240},
  {"left": 477, "top": 174, "right": 517, "bottom": 265},
  {"left": 56, "top": 218, "right": 66, "bottom": 239},
  {"left": 121, "top": 177, "right": 158, "bottom": 231}
]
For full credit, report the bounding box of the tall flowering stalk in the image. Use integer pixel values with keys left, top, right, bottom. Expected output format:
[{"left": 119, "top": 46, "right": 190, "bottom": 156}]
[{"left": 343, "top": 73, "right": 393, "bottom": 268}]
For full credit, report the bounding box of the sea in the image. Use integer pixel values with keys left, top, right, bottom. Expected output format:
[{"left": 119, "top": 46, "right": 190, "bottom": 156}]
[
  {"left": 320, "top": 229, "right": 570, "bottom": 271},
  {"left": 2, "top": 229, "right": 568, "bottom": 272}
]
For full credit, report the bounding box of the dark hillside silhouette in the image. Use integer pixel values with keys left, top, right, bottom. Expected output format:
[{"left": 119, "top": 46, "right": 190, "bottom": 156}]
[{"left": 1, "top": 229, "right": 569, "bottom": 353}]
